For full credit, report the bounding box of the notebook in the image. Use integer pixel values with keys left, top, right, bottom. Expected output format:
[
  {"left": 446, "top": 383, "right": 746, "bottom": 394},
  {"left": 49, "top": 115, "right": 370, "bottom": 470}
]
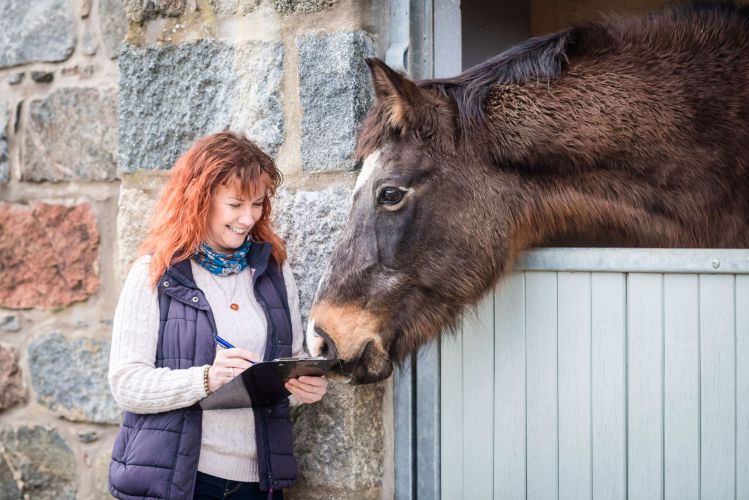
[{"left": 196, "top": 356, "right": 339, "bottom": 410}]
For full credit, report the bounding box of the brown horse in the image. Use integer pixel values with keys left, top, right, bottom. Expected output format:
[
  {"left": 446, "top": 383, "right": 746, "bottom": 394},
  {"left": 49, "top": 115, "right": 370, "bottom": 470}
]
[{"left": 307, "top": 2, "right": 749, "bottom": 384}]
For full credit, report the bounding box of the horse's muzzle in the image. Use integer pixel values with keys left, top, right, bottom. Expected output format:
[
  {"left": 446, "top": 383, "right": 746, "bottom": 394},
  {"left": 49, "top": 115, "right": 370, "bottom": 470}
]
[
  {"left": 346, "top": 340, "right": 393, "bottom": 384},
  {"left": 311, "top": 326, "right": 393, "bottom": 384}
]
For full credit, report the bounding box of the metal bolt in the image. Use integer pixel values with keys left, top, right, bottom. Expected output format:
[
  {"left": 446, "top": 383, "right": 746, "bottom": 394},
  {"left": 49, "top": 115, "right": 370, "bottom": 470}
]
[{"left": 711, "top": 259, "right": 720, "bottom": 269}]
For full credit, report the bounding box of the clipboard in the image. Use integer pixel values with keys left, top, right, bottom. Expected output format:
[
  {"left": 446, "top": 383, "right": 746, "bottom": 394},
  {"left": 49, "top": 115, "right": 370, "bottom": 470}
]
[{"left": 196, "top": 356, "right": 338, "bottom": 410}]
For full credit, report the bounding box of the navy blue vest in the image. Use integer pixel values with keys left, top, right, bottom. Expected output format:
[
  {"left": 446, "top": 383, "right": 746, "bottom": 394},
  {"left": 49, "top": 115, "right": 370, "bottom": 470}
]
[{"left": 109, "top": 243, "right": 297, "bottom": 499}]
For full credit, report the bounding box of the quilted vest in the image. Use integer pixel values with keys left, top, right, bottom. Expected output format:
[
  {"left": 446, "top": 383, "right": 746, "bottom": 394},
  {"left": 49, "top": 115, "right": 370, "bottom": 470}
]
[{"left": 109, "top": 243, "right": 297, "bottom": 499}]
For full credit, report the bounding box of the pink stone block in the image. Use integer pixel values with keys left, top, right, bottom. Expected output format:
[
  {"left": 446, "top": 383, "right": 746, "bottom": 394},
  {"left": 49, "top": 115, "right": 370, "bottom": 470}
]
[{"left": 0, "top": 202, "right": 100, "bottom": 309}]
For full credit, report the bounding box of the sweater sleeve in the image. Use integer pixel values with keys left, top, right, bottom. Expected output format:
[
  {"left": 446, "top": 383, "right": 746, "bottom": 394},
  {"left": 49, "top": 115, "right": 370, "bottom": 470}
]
[{"left": 108, "top": 255, "right": 208, "bottom": 414}]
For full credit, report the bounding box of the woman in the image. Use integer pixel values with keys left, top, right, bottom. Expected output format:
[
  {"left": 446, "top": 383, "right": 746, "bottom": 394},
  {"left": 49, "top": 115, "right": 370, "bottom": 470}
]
[{"left": 108, "top": 131, "right": 328, "bottom": 499}]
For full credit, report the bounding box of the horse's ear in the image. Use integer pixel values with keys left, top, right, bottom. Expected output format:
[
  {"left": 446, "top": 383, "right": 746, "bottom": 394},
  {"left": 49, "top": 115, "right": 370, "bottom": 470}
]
[{"left": 366, "top": 57, "right": 427, "bottom": 131}]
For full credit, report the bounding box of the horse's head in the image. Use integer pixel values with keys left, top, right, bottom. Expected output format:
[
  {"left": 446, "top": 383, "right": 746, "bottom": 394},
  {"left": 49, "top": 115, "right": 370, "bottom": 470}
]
[
  {"left": 307, "top": 5, "right": 749, "bottom": 383},
  {"left": 307, "top": 59, "right": 515, "bottom": 384}
]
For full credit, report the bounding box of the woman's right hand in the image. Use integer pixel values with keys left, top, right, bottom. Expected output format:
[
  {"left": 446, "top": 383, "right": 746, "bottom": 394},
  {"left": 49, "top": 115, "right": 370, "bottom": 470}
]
[{"left": 207, "top": 348, "right": 257, "bottom": 393}]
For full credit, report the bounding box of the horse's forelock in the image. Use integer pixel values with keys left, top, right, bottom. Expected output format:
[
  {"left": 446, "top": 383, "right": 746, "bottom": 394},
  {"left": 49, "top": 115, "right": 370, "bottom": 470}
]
[
  {"left": 355, "top": 104, "right": 390, "bottom": 161},
  {"left": 355, "top": 99, "right": 443, "bottom": 161}
]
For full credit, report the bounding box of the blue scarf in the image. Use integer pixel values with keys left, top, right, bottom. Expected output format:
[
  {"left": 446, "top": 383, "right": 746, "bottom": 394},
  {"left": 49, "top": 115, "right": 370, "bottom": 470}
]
[{"left": 193, "top": 240, "right": 251, "bottom": 276}]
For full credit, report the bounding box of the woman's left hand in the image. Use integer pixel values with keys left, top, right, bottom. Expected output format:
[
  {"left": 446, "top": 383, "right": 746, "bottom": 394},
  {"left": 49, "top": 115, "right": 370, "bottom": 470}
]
[{"left": 285, "top": 376, "right": 328, "bottom": 404}]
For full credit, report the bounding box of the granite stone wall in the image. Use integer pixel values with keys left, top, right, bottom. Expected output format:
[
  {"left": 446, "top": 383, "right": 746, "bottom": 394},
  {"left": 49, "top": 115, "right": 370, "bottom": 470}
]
[{"left": 0, "top": 0, "right": 391, "bottom": 498}]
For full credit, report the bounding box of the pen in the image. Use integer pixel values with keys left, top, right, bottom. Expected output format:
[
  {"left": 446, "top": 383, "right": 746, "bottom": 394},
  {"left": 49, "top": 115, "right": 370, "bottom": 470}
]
[
  {"left": 213, "top": 334, "right": 256, "bottom": 364},
  {"left": 213, "top": 333, "right": 235, "bottom": 349}
]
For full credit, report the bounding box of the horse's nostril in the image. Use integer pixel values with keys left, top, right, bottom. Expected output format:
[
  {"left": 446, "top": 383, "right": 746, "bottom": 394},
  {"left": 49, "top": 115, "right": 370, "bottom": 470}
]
[
  {"left": 318, "top": 337, "right": 330, "bottom": 357},
  {"left": 313, "top": 325, "right": 339, "bottom": 360}
]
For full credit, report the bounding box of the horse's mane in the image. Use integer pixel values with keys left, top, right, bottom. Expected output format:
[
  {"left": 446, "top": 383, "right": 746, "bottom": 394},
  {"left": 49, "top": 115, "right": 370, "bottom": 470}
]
[
  {"left": 420, "top": 1, "right": 749, "bottom": 130},
  {"left": 421, "top": 29, "right": 573, "bottom": 128}
]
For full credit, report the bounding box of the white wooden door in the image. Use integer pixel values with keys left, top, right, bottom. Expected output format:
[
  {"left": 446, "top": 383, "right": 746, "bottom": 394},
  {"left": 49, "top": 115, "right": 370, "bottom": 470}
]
[{"left": 441, "top": 249, "right": 749, "bottom": 500}]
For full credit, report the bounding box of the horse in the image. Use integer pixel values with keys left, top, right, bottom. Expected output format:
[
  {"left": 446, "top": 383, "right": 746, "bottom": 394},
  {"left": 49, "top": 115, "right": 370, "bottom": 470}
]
[{"left": 306, "top": 2, "right": 749, "bottom": 384}]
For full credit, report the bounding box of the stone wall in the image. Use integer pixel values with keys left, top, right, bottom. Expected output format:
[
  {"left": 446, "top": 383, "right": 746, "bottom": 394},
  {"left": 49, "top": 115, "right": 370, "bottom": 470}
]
[{"left": 0, "top": 1, "right": 391, "bottom": 498}]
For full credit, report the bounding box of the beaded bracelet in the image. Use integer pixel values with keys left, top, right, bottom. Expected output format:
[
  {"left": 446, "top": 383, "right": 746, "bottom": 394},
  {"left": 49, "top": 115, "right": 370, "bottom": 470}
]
[{"left": 203, "top": 365, "right": 211, "bottom": 394}]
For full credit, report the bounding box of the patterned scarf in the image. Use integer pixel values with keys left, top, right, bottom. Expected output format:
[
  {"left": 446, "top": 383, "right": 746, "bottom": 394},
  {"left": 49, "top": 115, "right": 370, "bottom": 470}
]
[{"left": 193, "top": 239, "right": 251, "bottom": 276}]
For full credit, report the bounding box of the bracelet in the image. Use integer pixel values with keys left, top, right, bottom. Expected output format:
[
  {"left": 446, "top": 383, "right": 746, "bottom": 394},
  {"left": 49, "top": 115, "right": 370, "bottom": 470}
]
[{"left": 203, "top": 365, "right": 211, "bottom": 394}]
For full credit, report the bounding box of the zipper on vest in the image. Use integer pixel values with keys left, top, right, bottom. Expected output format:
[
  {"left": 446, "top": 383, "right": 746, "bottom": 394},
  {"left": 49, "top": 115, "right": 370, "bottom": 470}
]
[
  {"left": 261, "top": 416, "right": 273, "bottom": 493},
  {"left": 255, "top": 283, "right": 277, "bottom": 494},
  {"left": 255, "top": 286, "right": 278, "bottom": 361},
  {"left": 204, "top": 298, "right": 219, "bottom": 363}
]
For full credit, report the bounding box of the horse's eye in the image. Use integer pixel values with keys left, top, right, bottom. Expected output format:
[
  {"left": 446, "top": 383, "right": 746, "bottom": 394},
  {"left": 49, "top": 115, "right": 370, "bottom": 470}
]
[{"left": 377, "top": 187, "right": 405, "bottom": 205}]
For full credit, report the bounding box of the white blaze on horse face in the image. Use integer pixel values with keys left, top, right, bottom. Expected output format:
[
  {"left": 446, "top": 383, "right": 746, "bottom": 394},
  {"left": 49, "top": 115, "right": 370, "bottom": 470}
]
[
  {"left": 354, "top": 150, "right": 382, "bottom": 196},
  {"left": 304, "top": 319, "right": 320, "bottom": 356},
  {"left": 306, "top": 319, "right": 324, "bottom": 357}
]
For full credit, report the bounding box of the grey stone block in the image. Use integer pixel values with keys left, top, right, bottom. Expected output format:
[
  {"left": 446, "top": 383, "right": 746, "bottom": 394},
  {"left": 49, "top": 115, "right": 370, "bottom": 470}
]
[
  {"left": 297, "top": 31, "right": 374, "bottom": 171},
  {"left": 287, "top": 488, "right": 380, "bottom": 500},
  {"left": 7, "top": 73, "right": 23, "bottom": 85},
  {"left": 0, "top": 453, "right": 22, "bottom": 500},
  {"left": 231, "top": 41, "right": 285, "bottom": 157},
  {"left": 0, "top": 102, "right": 8, "bottom": 183},
  {"left": 23, "top": 87, "right": 118, "bottom": 182},
  {"left": 119, "top": 40, "right": 235, "bottom": 172},
  {"left": 30, "top": 71, "right": 54, "bottom": 83},
  {"left": 209, "top": 0, "right": 261, "bottom": 14},
  {"left": 124, "top": 0, "right": 185, "bottom": 23},
  {"left": 0, "top": 426, "right": 77, "bottom": 499},
  {"left": 273, "top": 186, "right": 353, "bottom": 324},
  {"left": 76, "top": 430, "right": 99, "bottom": 443},
  {"left": 0, "top": 314, "right": 20, "bottom": 332},
  {"left": 289, "top": 381, "right": 385, "bottom": 492},
  {"left": 274, "top": 0, "right": 336, "bottom": 14},
  {"left": 28, "top": 333, "right": 121, "bottom": 424},
  {"left": 119, "top": 39, "right": 284, "bottom": 172},
  {"left": 0, "top": 0, "right": 75, "bottom": 69},
  {"left": 82, "top": 30, "right": 98, "bottom": 56},
  {"left": 99, "top": 0, "right": 128, "bottom": 59},
  {"left": 284, "top": 488, "right": 385, "bottom": 500}
]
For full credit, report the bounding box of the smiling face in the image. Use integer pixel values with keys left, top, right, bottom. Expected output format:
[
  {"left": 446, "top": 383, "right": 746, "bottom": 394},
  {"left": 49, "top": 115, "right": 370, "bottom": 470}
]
[{"left": 205, "top": 182, "right": 266, "bottom": 253}]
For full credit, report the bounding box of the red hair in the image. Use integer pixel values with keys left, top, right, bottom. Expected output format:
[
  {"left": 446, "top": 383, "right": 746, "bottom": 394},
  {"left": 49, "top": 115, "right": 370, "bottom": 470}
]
[{"left": 140, "top": 131, "right": 287, "bottom": 285}]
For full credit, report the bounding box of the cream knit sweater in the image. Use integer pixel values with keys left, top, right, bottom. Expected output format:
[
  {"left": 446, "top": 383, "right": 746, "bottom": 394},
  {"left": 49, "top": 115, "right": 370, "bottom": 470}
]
[{"left": 109, "top": 255, "right": 304, "bottom": 482}]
